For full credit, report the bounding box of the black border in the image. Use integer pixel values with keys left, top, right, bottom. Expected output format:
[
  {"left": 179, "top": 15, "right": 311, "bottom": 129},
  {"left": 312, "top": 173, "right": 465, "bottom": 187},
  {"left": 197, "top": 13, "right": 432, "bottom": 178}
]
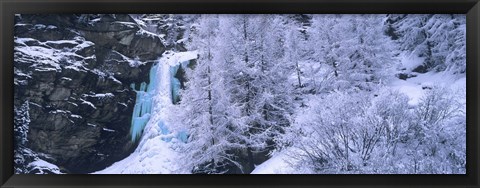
[{"left": 1, "top": 0, "right": 479, "bottom": 188}]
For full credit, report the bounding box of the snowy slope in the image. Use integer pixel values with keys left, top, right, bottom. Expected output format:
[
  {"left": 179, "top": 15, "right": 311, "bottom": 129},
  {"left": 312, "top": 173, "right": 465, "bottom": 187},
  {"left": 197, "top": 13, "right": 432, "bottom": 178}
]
[
  {"left": 390, "top": 71, "right": 465, "bottom": 105},
  {"left": 28, "top": 159, "right": 63, "bottom": 174},
  {"left": 390, "top": 53, "right": 466, "bottom": 105},
  {"left": 250, "top": 150, "right": 297, "bottom": 174}
]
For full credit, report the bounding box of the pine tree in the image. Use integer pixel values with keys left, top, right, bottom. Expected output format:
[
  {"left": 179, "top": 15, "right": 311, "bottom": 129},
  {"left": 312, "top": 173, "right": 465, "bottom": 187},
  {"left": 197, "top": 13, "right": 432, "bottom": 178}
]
[
  {"left": 14, "top": 101, "right": 30, "bottom": 146},
  {"left": 309, "top": 14, "right": 395, "bottom": 92},
  {"left": 170, "top": 15, "right": 248, "bottom": 173},
  {"left": 217, "top": 15, "right": 296, "bottom": 172},
  {"left": 387, "top": 14, "right": 466, "bottom": 73},
  {"left": 14, "top": 100, "right": 33, "bottom": 174}
]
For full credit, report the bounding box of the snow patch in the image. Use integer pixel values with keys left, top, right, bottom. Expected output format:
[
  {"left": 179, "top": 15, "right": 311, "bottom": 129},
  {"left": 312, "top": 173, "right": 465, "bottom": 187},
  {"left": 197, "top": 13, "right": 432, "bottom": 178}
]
[
  {"left": 87, "top": 123, "right": 98, "bottom": 127},
  {"left": 28, "top": 159, "right": 62, "bottom": 174},
  {"left": 389, "top": 71, "right": 464, "bottom": 105},
  {"left": 93, "top": 137, "right": 184, "bottom": 174},
  {"left": 398, "top": 52, "right": 425, "bottom": 72},
  {"left": 251, "top": 151, "right": 294, "bottom": 174},
  {"left": 160, "top": 50, "right": 198, "bottom": 67},
  {"left": 60, "top": 77, "right": 72, "bottom": 81},
  {"left": 94, "top": 93, "right": 114, "bottom": 98},
  {"left": 102, "top": 128, "right": 116, "bottom": 132},
  {"left": 80, "top": 99, "right": 97, "bottom": 109}
]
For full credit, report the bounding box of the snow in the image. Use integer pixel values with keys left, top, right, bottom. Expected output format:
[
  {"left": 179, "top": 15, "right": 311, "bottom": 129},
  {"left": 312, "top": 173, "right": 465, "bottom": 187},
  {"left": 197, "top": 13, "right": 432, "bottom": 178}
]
[
  {"left": 136, "top": 28, "right": 161, "bottom": 38},
  {"left": 87, "top": 123, "right": 98, "bottom": 127},
  {"left": 65, "top": 64, "right": 88, "bottom": 72},
  {"left": 14, "top": 69, "right": 32, "bottom": 78},
  {"left": 71, "top": 114, "right": 82, "bottom": 119},
  {"left": 389, "top": 71, "right": 465, "bottom": 105},
  {"left": 67, "top": 101, "right": 78, "bottom": 107},
  {"left": 176, "top": 38, "right": 188, "bottom": 44},
  {"left": 93, "top": 137, "right": 184, "bottom": 174},
  {"left": 251, "top": 149, "right": 316, "bottom": 174},
  {"left": 113, "top": 21, "right": 138, "bottom": 29},
  {"left": 33, "top": 24, "right": 46, "bottom": 29},
  {"left": 28, "top": 159, "right": 62, "bottom": 174},
  {"left": 91, "top": 69, "right": 107, "bottom": 77},
  {"left": 45, "top": 40, "right": 79, "bottom": 46},
  {"left": 49, "top": 110, "right": 69, "bottom": 114},
  {"left": 398, "top": 52, "right": 425, "bottom": 73},
  {"left": 14, "top": 37, "right": 37, "bottom": 45},
  {"left": 160, "top": 50, "right": 198, "bottom": 67},
  {"left": 60, "top": 77, "right": 72, "bottom": 81},
  {"left": 93, "top": 93, "right": 114, "bottom": 98},
  {"left": 389, "top": 79, "right": 425, "bottom": 105},
  {"left": 102, "top": 128, "right": 116, "bottom": 132},
  {"left": 109, "top": 76, "right": 123, "bottom": 84},
  {"left": 46, "top": 25, "right": 57, "bottom": 30},
  {"left": 251, "top": 151, "right": 294, "bottom": 174},
  {"left": 15, "top": 45, "right": 61, "bottom": 70},
  {"left": 28, "top": 102, "right": 42, "bottom": 108},
  {"left": 14, "top": 37, "right": 95, "bottom": 74},
  {"left": 80, "top": 99, "right": 97, "bottom": 109},
  {"left": 74, "top": 41, "right": 94, "bottom": 51},
  {"left": 34, "top": 67, "right": 58, "bottom": 72},
  {"left": 89, "top": 18, "right": 101, "bottom": 23}
]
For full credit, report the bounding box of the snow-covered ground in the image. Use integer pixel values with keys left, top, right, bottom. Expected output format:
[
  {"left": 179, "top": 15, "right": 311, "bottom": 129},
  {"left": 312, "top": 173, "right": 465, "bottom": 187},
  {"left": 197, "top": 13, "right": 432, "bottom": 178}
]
[
  {"left": 389, "top": 53, "right": 465, "bottom": 105},
  {"left": 28, "top": 159, "right": 63, "bottom": 174},
  {"left": 390, "top": 71, "right": 465, "bottom": 105},
  {"left": 251, "top": 150, "right": 297, "bottom": 174},
  {"left": 94, "top": 137, "right": 183, "bottom": 174}
]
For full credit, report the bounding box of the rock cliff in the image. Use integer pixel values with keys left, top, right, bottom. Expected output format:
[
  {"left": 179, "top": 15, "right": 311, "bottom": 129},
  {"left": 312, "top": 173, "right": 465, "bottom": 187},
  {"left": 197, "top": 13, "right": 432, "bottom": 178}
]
[{"left": 14, "top": 14, "right": 165, "bottom": 173}]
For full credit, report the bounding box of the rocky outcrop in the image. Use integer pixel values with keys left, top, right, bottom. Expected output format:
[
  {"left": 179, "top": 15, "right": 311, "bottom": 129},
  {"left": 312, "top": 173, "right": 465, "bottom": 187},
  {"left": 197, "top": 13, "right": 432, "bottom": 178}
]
[{"left": 14, "top": 14, "right": 166, "bottom": 173}]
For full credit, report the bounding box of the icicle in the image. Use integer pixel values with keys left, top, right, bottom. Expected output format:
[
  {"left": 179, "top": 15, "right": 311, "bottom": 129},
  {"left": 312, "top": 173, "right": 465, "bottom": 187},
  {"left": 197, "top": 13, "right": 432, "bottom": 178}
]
[
  {"left": 130, "top": 63, "right": 160, "bottom": 142},
  {"left": 129, "top": 54, "right": 196, "bottom": 142}
]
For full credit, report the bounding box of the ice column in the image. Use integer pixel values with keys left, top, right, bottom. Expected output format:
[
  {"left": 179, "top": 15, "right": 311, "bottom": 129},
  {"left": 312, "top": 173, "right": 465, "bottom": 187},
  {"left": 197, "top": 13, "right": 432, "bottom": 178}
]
[
  {"left": 130, "top": 57, "right": 193, "bottom": 142},
  {"left": 130, "top": 63, "right": 159, "bottom": 141}
]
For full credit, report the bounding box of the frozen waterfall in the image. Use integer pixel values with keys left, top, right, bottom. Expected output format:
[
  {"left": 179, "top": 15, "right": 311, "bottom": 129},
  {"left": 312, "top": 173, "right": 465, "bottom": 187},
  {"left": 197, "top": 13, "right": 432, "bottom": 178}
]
[
  {"left": 129, "top": 51, "right": 196, "bottom": 142},
  {"left": 94, "top": 51, "right": 197, "bottom": 174}
]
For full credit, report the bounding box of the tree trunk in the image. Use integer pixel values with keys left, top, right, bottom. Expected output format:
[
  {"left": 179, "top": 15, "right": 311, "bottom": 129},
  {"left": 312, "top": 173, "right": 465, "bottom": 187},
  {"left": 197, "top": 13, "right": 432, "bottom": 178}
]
[{"left": 296, "top": 61, "right": 302, "bottom": 87}]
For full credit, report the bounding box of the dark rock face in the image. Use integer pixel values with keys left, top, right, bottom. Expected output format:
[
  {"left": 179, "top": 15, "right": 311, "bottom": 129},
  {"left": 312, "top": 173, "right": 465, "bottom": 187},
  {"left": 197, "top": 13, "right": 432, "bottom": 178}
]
[{"left": 14, "top": 14, "right": 166, "bottom": 173}]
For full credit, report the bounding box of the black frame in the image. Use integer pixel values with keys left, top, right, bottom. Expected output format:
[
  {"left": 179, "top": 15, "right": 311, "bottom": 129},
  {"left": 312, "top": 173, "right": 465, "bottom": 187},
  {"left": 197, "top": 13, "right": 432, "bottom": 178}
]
[{"left": 1, "top": 0, "right": 479, "bottom": 187}]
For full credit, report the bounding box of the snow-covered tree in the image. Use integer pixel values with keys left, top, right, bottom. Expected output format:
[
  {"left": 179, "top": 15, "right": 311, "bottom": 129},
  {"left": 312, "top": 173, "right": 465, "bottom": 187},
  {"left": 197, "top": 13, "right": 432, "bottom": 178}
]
[
  {"left": 14, "top": 101, "right": 31, "bottom": 174},
  {"left": 386, "top": 14, "right": 466, "bottom": 73},
  {"left": 216, "top": 15, "right": 296, "bottom": 172},
  {"left": 168, "top": 15, "right": 248, "bottom": 173},
  {"left": 309, "top": 14, "right": 395, "bottom": 92},
  {"left": 285, "top": 83, "right": 465, "bottom": 174},
  {"left": 285, "top": 21, "right": 304, "bottom": 89},
  {"left": 369, "top": 89, "right": 411, "bottom": 157},
  {"left": 14, "top": 101, "right": 30, "bottom": 146},
  {"left": 286, "top": 91, "right": 368, "bottom": 172},
  {"left": 405, "top": 86, "right": 466, "bottom": 173}
]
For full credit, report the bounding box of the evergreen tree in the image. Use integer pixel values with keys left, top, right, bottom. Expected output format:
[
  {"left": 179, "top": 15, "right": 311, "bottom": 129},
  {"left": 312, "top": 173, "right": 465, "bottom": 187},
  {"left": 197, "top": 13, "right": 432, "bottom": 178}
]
[
  {"left": 169, "top": 15, "right": 247, "bottom": 173},
  {"left": 387, "top": 14, "right": 466, "bottom": 73},
  {"left": 309, "top": 14, "right": 395, "bottom": 92}
]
